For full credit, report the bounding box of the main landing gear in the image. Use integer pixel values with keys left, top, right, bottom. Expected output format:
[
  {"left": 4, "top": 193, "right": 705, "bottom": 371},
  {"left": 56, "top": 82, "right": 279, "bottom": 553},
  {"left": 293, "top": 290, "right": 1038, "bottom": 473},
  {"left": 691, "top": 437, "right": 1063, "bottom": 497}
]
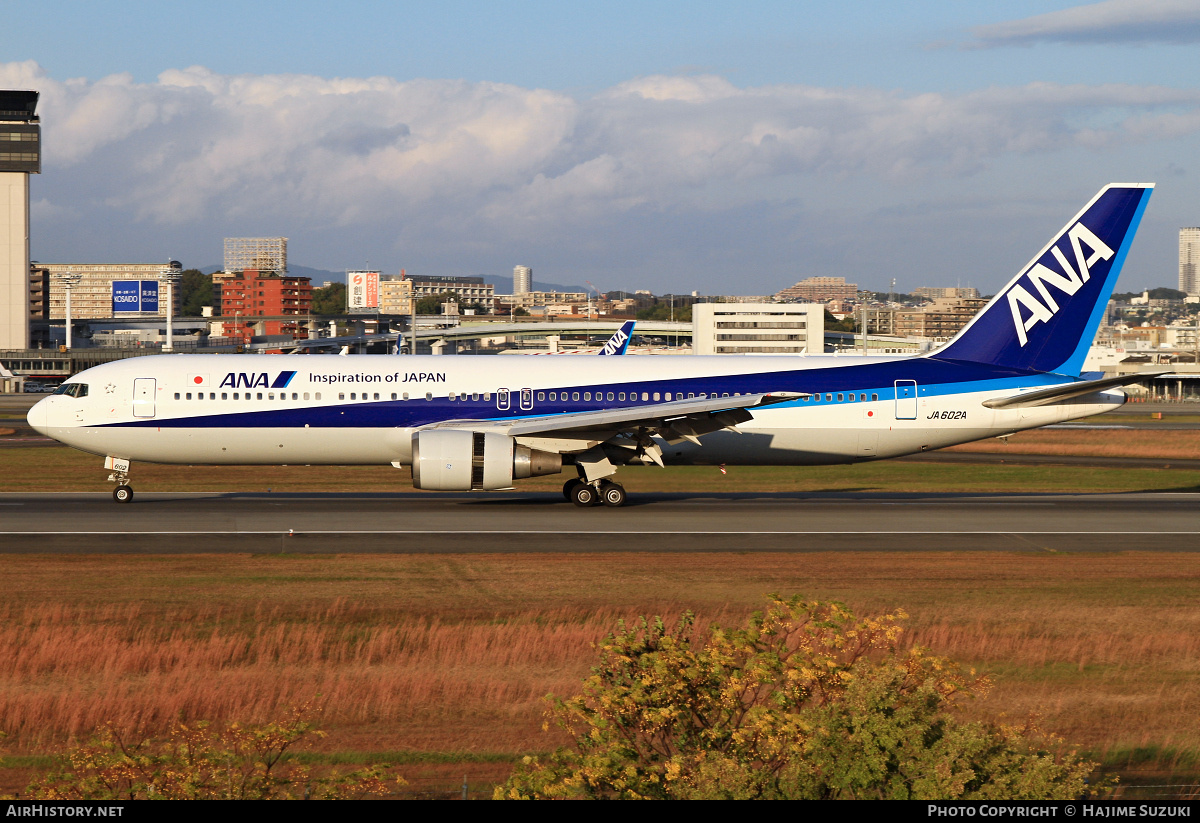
[
  {"left": 562, "top": 477, "right": 627, "bottom": 508},
  {"left": 105, "top": 456, "right": 134, "bottom": 504}
]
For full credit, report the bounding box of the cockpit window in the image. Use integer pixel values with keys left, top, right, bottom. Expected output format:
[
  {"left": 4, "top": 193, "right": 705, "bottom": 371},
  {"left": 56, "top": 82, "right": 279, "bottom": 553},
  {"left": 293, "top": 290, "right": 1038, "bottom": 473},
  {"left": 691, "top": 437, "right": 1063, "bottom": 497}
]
[{"left": 52, "top": 383, "right": 88, "bottom": 398}]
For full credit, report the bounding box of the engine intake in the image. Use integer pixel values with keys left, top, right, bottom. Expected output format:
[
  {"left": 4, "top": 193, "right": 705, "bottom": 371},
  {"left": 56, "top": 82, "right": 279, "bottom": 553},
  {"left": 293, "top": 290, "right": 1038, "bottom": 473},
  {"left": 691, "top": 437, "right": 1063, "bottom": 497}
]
[{"left": 411, "top": 430, "right": 562, "bottom": 490}]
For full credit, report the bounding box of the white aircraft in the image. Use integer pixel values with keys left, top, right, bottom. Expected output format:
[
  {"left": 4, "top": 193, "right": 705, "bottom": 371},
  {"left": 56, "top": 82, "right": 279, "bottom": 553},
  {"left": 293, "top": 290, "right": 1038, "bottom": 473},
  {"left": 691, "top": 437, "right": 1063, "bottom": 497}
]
[{"left": 29, "top": 184, "right": 1157, "bottom": 507}]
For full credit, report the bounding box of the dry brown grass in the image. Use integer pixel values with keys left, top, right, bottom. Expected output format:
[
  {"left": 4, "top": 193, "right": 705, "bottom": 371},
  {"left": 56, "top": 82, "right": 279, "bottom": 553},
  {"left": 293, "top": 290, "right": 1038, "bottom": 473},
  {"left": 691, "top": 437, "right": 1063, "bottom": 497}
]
[
  {"left": 4, "top": 423, "right": 1200, "bottom": 793},
  {"left": 2, "top": 552, "right": 1199, "bottom": 793},
  {"left": 946, "top": 427, "right": 1200, "bottom": 460}
]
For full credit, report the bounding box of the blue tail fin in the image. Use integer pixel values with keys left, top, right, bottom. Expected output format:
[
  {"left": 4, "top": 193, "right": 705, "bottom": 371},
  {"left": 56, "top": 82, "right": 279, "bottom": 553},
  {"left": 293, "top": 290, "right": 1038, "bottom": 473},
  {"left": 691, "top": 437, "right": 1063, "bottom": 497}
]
[
  {"left": 931, "top": 184, "right": 1153, "bottom": 376},
  {"left": 598, "top": 321, "right": 635, "bottom": 355}
]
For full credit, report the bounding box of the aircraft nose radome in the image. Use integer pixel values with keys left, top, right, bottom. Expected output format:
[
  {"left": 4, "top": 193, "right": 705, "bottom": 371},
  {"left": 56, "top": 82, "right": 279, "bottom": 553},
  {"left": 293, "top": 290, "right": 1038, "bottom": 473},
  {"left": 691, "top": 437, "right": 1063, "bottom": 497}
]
[{"left": 26, "top": 398, "right": 49, "bottom": 434}]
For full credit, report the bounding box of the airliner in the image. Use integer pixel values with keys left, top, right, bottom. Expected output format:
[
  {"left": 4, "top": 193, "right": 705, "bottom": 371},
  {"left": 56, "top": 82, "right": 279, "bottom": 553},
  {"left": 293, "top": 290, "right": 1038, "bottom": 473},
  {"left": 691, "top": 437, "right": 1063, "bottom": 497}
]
[
  {"left": 28, "top": 184, "right": 1157, "bottom": 507},
  {"left": 524, "top": 320, "right": 636, "bottom": 355}
]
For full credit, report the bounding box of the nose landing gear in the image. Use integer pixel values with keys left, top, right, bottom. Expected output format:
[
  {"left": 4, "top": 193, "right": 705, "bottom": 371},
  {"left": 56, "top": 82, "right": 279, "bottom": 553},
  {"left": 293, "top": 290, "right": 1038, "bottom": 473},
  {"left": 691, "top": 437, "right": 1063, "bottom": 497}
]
[{"left": 105, "top": 456, "right": 134, "bottom": 504}]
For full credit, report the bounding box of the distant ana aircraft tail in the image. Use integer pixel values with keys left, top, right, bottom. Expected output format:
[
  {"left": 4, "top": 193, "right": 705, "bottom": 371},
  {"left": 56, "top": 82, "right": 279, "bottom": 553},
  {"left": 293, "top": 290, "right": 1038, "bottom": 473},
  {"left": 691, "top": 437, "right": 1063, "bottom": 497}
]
[{"left": 598, "top": 320, "right": 636, "bottom": 355}]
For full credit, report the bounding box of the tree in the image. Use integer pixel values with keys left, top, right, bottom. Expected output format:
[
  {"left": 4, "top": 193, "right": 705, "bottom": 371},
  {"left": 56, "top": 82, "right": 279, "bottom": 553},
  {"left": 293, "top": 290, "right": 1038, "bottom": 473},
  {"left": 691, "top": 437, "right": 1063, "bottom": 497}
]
[
  {"left": 179, "top": 269, "right": 212, "bottom": 316},
  {"left": 636, "top": 302, "right": 692, "bottom": 322},
  {"left": 417, "top": 291, "right": 460, "bottom": 315},
  {"left": 25, "top": 706, "right": 400, "bottom": 800},
  {"left": 311, "top": 282, "right": 346, "bottom": 315},
  {"left": 1113, "top": 287, "right": 1186, "bottom": 302},
  {"left": 824, "top": 308, "right": 857, "bottom": 333},
  {"left": 497, "top": 595, "right": 1101, "bottom": 800}
]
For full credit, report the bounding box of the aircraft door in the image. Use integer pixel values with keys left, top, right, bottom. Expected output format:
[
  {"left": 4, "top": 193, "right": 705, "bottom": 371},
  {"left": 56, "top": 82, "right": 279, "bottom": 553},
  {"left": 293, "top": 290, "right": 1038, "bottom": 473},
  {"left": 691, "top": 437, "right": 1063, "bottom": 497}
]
[
  {"left": 894, "top": 380, "right": 917, "bottom": 420},
  {"left": 519, "top": 388, "right": 533, "bottom": 410},
  {"left": 133, "top": 378, "right": 156, "bottom": 418},
  {"left": 497, "top": 388, "right": 510, "bottom": 411}
]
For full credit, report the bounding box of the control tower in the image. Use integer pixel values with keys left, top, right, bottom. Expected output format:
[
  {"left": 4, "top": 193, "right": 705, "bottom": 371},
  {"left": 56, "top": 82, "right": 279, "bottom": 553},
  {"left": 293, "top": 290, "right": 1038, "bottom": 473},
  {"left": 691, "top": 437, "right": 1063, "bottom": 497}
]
[{"left": 0, "top": 90, "right": 39, "bottom": 350}]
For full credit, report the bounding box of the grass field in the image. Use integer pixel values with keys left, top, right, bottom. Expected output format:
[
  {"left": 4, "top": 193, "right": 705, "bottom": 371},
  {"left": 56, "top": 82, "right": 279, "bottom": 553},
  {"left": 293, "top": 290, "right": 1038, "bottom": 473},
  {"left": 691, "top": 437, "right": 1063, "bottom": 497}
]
[
  {"left": 945, "top": 427, "right": 1200, "bottom": 461},
  {"left": 2, "top": 553, "right": 1199, "bottom": 797},
  {"left": 3, "top": 422, "right": 1200, "bottom": 797},
  {"left": 3, "top": 441, "right": 1200, "bottom": 495}
]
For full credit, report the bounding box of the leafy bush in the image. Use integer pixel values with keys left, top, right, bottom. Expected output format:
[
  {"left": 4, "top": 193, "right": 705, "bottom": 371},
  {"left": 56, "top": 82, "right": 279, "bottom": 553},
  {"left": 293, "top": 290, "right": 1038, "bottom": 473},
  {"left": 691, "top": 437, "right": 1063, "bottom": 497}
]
[
  {"left": 498, "top": 595, "right": 1100, "bottom": 800},
  {"left": 25, "top": 705, "right": 400, "bottom": 800}
]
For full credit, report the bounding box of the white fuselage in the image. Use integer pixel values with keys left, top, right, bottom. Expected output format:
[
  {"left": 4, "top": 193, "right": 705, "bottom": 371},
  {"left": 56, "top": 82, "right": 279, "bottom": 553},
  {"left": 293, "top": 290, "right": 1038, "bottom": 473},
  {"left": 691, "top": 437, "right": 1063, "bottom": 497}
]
[{"left": 27, "top": 352, "right": 1122, "bottom": 469}]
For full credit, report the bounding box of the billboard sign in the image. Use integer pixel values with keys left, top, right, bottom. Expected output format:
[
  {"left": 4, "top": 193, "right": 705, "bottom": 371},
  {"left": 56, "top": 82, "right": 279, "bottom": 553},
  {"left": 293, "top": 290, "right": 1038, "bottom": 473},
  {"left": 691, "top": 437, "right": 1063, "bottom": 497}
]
[
  {"left": 347, "top": 271, "right": 380, "bottom": 312},
  {"left": 140, "top": 281, "right": 159, "bottom": 313},
  {"left": 112, "top": 280, "right": 160, "bottom": 313},
  {"left": 112, "top": 281, "right": 141, "bottom": 312}
]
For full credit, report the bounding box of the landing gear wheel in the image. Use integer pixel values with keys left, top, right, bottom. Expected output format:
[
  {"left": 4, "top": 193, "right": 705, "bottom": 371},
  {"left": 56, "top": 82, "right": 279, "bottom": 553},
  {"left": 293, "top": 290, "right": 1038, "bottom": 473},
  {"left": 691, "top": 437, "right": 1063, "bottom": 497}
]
[
  {"left": 563, "top": 478, "right": 584, "bottom": 500},
  {"left": 113, "top": 485, "right": 133, "bottom": 504},
  {"left": 571, "top": 483, "right": 598, "bottom": 507},
  {"left": 600, "top": 482, "right": 627, "bottom": 508}
]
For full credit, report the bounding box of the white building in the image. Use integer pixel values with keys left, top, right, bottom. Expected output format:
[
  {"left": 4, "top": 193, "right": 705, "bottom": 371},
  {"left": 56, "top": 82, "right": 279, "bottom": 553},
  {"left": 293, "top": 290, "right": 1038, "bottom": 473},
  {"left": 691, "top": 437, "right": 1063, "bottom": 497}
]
[
  {"left": 1162, "top": 324, "right": 1200, "bottom": 350},
  {"left": 692, "top": 303, "right": 824, "bottom": 355},
  {"left": 513, "top": 265, "right": 532, "bottom": 295},
  {"left": 1181, "top": 228, "right": 1200, "bottom": 295},
  {"left": 0, "top": 90, "right": 39, "bottom": 350}
]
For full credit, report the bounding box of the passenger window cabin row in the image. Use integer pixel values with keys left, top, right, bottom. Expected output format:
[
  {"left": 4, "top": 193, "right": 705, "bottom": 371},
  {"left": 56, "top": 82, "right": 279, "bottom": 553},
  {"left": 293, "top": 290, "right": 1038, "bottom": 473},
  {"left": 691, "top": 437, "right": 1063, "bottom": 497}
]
[
  {"left": 169, "top": 389, "right": 884, "bottom": 404},
  {"left": 803, "top": 393, "right": 880, "bottom": 403}
]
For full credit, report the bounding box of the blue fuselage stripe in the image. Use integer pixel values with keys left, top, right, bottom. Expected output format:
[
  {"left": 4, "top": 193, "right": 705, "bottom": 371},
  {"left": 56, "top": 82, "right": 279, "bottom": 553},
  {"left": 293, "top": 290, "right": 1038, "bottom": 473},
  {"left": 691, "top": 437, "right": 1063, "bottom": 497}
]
[{"left": 96, "top": 358, "right": 1078, "bottom": 429}]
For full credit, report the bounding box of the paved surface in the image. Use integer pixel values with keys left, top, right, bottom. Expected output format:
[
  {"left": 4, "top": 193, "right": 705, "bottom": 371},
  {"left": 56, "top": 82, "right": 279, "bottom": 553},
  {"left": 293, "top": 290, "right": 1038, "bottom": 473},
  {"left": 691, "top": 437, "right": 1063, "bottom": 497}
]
[
  {"left": 4, "top": 395, "right": 1197, "bottom": 553},
  {"left": 3, "top": 490, "right": 1196, "bottom": 553}
]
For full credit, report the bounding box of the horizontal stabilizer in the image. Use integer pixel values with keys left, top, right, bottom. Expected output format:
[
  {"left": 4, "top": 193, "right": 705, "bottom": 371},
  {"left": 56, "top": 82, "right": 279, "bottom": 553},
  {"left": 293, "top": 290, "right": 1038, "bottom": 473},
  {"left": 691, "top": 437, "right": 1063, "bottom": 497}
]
[{"left": 982, "top": 370, "right": 1167, "bottom": 409}]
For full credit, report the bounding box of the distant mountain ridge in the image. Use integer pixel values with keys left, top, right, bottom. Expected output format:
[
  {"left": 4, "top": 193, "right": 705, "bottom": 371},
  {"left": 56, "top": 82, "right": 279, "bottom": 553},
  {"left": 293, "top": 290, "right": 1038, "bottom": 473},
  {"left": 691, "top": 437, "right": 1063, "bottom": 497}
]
[{"left": 200, "top": 264, "right": 584, "bottom": 293}]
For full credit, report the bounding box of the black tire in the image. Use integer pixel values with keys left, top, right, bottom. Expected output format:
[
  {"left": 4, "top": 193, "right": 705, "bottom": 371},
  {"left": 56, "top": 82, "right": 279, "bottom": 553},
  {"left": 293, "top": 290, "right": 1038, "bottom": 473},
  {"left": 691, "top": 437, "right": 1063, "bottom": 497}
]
[
  {"left": 113, "top": 485, "right": 133, "bottom": 504},
  {"left": 600, "top": 482, "right": 627, "bottom": 508},
  {"left": 571, "top": 483, "right": 597, "bottom": 507},
  {"left": 563, "top": 478, "right": 584, "bottom": 500}
]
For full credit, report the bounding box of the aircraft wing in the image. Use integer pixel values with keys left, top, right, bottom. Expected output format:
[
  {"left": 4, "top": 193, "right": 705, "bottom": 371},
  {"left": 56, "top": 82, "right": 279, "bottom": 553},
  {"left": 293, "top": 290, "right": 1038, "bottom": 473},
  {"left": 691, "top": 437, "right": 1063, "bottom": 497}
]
[
  {"left": 423, "top": 391, "right": 805, "bottom": 453},
  {"left": 982, "top": 370, "right": 1168, "bottom": 409}
]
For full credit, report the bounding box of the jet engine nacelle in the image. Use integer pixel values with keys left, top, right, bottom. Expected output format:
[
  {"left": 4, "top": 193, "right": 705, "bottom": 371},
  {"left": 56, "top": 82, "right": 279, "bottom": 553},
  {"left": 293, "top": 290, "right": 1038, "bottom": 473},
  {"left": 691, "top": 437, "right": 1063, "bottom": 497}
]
[{"left": 411, "top": 430, "right": 562, "bottom": 490}]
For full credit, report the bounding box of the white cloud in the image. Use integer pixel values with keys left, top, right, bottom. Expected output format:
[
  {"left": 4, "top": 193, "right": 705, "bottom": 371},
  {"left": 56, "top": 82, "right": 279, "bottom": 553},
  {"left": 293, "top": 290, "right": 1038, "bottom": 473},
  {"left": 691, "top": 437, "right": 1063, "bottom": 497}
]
[
  {"left": 2, "top": 61, "right": 1198, "bottom": 289},
  {"left": 970, "top": 0, "right": 1200, "bottom": 47}
]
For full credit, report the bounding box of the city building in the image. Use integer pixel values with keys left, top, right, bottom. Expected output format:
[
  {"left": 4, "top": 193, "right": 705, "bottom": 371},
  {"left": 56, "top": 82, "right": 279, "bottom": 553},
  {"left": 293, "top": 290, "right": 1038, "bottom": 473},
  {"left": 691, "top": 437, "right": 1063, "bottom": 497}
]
[
  {"left": 409, "top": 275, "right": 495, "bottom": 313},
  {"left": 774, "top": 276, "right": 858, "bottom": 304},
  {"left": 499, "top": 290, "right": 589, "bottom": 310},
  {"left": 1180, "top": 228, "right": 1200, "bottom": 295},
  {"left": 221, "top": 237, "right": 287, "bottom": 280},
  {"left": 912, "top": 286, "right": 980, "bottom": 300},
  {"left": 216, "top": 269, "right": 312, "bottom": 341},
  {"left": 513, "top": 265, "right": 532, "bottom": 295},
  {"left": 379, "top": 275, "right": 414, "bottom": 315},
  {"left": 1, "top": 90, "right": 39, "bottom": 350},
  {"left": 892, "top": 296, "right": 988, "bottom": 340},
  {"left": 40, "top": 262, "right": 183, "bottom": 320},
  {"left": 28, "top": 265, "right": 48, "bottom": 321},
  {"left": 692, "top": 303, "right": 824, "bottom": 355},
  {"left": 1161, "top": 324, "right": 1200, "bottom": 350}
]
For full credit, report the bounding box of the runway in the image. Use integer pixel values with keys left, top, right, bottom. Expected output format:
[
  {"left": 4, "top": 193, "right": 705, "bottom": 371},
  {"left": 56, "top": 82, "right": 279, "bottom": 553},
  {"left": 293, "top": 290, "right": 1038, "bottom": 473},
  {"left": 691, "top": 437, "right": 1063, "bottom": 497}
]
[{"left": 3, "top": 490, "right": 1196, "bottom": 553}]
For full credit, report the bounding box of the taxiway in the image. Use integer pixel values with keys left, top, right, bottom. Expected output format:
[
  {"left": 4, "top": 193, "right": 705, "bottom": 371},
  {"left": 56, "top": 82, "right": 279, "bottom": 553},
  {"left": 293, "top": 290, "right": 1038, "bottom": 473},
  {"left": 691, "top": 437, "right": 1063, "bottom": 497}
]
[{"left": 2, "top": 490, "right": 1195, "bottom": 553}]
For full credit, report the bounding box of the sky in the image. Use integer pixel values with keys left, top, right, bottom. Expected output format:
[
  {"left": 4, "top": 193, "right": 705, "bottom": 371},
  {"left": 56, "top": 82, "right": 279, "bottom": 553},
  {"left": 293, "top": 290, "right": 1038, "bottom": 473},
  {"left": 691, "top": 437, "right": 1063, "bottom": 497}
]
[{"left": 3, "top": 0, "right": 1199, "bottom": 296}]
